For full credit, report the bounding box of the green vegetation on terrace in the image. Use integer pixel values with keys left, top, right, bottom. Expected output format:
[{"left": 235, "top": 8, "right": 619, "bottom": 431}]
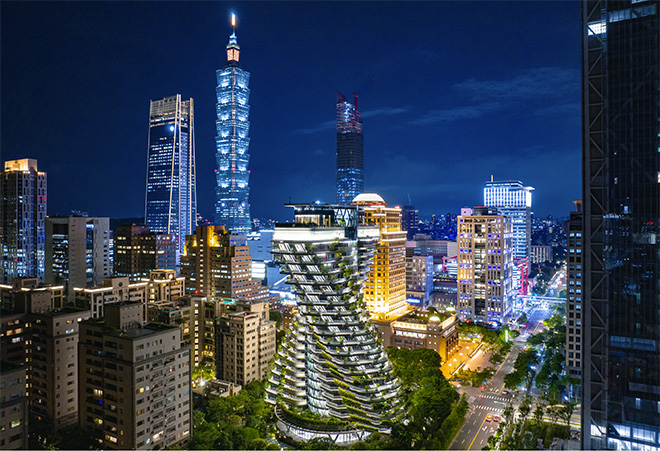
[{"left": 279, "top": 404, "right": 355, "bottom": 432}]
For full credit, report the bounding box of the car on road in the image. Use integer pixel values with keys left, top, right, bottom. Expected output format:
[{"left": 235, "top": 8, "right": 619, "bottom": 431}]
[
  {"left": 493, "top": 416, "right": 500, "bottom": 422},
  {"left": 486, "top": 415, "right": 492, "bottom": 422},
  {"left": 502, "top": 390, "right": 510, "bottom": 395}
]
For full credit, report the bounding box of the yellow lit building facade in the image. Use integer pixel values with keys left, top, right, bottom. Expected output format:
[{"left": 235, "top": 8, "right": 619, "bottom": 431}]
[{"left": 353, "top": 193, "right": 408, "bottom": 320}]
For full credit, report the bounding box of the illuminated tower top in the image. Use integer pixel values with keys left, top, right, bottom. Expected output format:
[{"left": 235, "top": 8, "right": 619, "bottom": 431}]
[{"left": 226, "top": 13, "right": 240, "bottom": 65}]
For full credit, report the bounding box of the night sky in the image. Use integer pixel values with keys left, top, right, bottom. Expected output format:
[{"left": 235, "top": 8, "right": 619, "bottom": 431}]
[{"left": 1, "top": 1, "right": 581, "bottom": 222}]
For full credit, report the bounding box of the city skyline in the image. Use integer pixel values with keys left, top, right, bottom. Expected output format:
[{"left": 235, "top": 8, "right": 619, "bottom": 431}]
[{"left": 1, "top": 2, "right": 581, "bottom": 221}]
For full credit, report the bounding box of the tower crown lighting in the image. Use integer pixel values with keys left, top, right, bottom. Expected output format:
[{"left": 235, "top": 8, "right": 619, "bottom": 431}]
[{"left": 226, "top": 14, "right": 240, "bottom": 63}]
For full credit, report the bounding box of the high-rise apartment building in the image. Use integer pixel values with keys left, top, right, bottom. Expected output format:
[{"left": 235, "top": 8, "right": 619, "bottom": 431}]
[
  {"left": 266, "top": 204, "right": 403, "bottom": 442},
  {"left": 400, "top": 205, "right": 419, "bottom": 240},
  {"left": 45, "top": 216, "right": 111, "bottom": 299},
  {"left": 530, "top": 245, "right": 553, "bottom": 264},
  {"left": 0, "top": 159, "right": 47, "bottom": 283},
  {"left": 0, "top": 277, "right": 64, "bottom": 313},
  {"left": 566, "top": 201, "right": 583, "bottom": 381},
  {"left": 405, "top": 249, "right": 433, "bottom": 307},
  {"left": 0, "top": 361, "right": 28, "bottom": 450},
  {"left": 180, "top": 225, "right": 271, "bottom": 303},
  {"left": 114, "top": 224, "right": 176, "bottom": 281},
  {"left": 336, "top": 92, "right": 364, "bottom": 205},
  {"left": 582, "top": 2, "right": 659, "bottom": 449},
  {"left": 353, "top": 193, "right": 408, "bottom": 320},
  {"left": 216, "top": 300, "right": 276, "bottom": 385},
  {"left": 74, "top": 271, "right": 183, "bottom": 320},
  {"left": 28, "top": 306, "right": 90, "bottom": 429},
  {"left": 457, "top": 207, "right": 513, "bottom": 323},
  {"left": 79, "top": 302, "right": 192, "bottom": 450},
  {"left": 484, "top": 180, "right": 533, "bottom": 295},
  {"left": 145, "top": 95, "right": 197, "bottom": 259},
  {"left": 215, "top": 16, "right": 251, "bottom": 233}
]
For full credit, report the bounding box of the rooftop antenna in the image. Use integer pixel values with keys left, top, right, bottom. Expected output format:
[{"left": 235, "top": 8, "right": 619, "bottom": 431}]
[
  {"left": 491, "top": 174, "right": 494, "bottom": 182},
  {"left": 231, "top": 13, "right": 237, "bottom": 34},
  {"left": 407, "top": 192, "right": 412, "bottom": 206}
]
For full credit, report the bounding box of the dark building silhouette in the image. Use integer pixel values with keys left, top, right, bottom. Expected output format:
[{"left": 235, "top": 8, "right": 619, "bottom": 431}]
[
  {"left": 401, "top": 205, "right": 419, "bottom": 240},
  {"left": 114, "top": 224, "right": 176, "bottom": 282},
  {"left": 582, "top": 1, "right": 659, "bottom": 449}
]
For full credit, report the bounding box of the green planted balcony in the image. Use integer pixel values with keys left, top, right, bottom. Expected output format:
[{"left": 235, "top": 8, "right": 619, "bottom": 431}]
[{"left": 266, "top": 226, "right": 404, "bottom": 433}]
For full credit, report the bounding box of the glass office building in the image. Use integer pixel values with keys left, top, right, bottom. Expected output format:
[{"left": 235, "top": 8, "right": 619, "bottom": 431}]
[
  {"left": 215, "top": 27, "right": 251, "bottom": 233},
  {"left": 484, "top": 180, "right": 533, "bottom": 295},
  {"left": 336, "top": 92, "right": 364, "bottom": 205},
  {"left": 145, "top": 95, "right": 197, "bottom": 260},
  {"left": 0, "top": 159, "right": 47, "bottom": 283},
  {"left": 582, "top": 1, "right": 659, "bottom": 449}
]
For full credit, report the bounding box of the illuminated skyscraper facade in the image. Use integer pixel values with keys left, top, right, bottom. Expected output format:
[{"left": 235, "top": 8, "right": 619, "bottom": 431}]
[
  {"left": 336, "top": 92, "right": 364, "bottom": 205},
  {"left": 457, "top": 207, "right": 513, "bottom": 323},
  {"left": 215, "top": 20, "right": 251, "bottom": 233},
  {"left": 145, "top": 95, "right": 197, "bottom": 259},
  {"left": 0, "top": 159, "right": 46, "bottom": 283},
  {"left": 582, "top": 2, "right": 659, "bottom": 449},
  {"left": 484, "top": 180, "right": 533, "bottom": 294},
  {"left": 353, "top": 193, "right": 408, "bottom": 320}
]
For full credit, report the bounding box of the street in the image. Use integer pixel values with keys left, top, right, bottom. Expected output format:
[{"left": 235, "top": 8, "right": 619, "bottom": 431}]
[{"left": 449, "top": 306, "right": 555, "bottom": 450}]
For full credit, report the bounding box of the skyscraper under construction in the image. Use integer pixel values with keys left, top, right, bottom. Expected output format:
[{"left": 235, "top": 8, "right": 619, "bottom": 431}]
[{"left": 336, "top": 92, "right": 364, "bottom": 205}]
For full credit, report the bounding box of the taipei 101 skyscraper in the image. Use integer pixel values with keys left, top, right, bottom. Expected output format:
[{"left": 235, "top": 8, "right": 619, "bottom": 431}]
[{"left": 215, "top": 14, "right": 251, "bottom": 233}]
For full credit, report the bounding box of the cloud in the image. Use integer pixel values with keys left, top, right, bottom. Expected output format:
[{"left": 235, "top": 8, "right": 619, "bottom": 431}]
[
  {"left": 361, "top": 106, "right": 410, "bottom": 118},
  {"left": 293, "top": 120, "right": 335, "bottom": 135},
  {"left": 534, "top": 102, "right": 581, "bottom": 117},
  {"left": 409, "top": 102, "right": 503, "bottom": 125},
  {"left": 293, "top": 106, "right": 410, "bottom": 134},
  {"left": 455, "top": 67, "right": 579, "bottom": 101},
  {"left": 413, "top": 49, "right": 442, "bottom": 61},
  {"left": 409, "top": 67, "right": 579, "bottom": 126}
]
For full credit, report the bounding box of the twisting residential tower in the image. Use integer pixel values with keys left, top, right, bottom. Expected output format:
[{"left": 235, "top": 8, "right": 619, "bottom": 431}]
[
  {"left": 266, "top": 204, "right": 403, "bottom": 444},
  {"left": 215, "top": 14, "right": 251, "bottom": 233}
]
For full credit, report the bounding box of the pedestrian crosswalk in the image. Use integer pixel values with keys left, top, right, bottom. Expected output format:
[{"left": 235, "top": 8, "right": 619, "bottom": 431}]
[
  {"left": 471, "top": 405, "right": 504, "bottom": 414},
  {"left": 481, "top": 394, "right": 510, "bottom": 402}
]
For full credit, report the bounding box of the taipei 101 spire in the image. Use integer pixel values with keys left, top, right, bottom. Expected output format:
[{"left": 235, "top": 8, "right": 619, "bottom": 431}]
[{"left": 214, "top": 13, "right": 251, "bottom": 233}]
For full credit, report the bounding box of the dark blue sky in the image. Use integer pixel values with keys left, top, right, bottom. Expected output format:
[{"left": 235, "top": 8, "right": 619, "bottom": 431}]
[{"left": 1, "top": 1, "right": 581, "bottom": 221}]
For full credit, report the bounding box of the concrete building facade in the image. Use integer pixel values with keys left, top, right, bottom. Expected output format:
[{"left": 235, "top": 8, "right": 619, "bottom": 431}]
[
  {"left": 29, "top": 306, "right": 91, "bottom": 429},
  {"left": 180, "top": 225, "right": 272, "bottom": 303},
  {"left": 78, "top": 302, "right": 192, "bottom": 449},
  {"left": 0, "top": 361, "right": 28, "bottom": 450},
  {"left": 215, "top": 300, "right": 276, "bottom": 385}
]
